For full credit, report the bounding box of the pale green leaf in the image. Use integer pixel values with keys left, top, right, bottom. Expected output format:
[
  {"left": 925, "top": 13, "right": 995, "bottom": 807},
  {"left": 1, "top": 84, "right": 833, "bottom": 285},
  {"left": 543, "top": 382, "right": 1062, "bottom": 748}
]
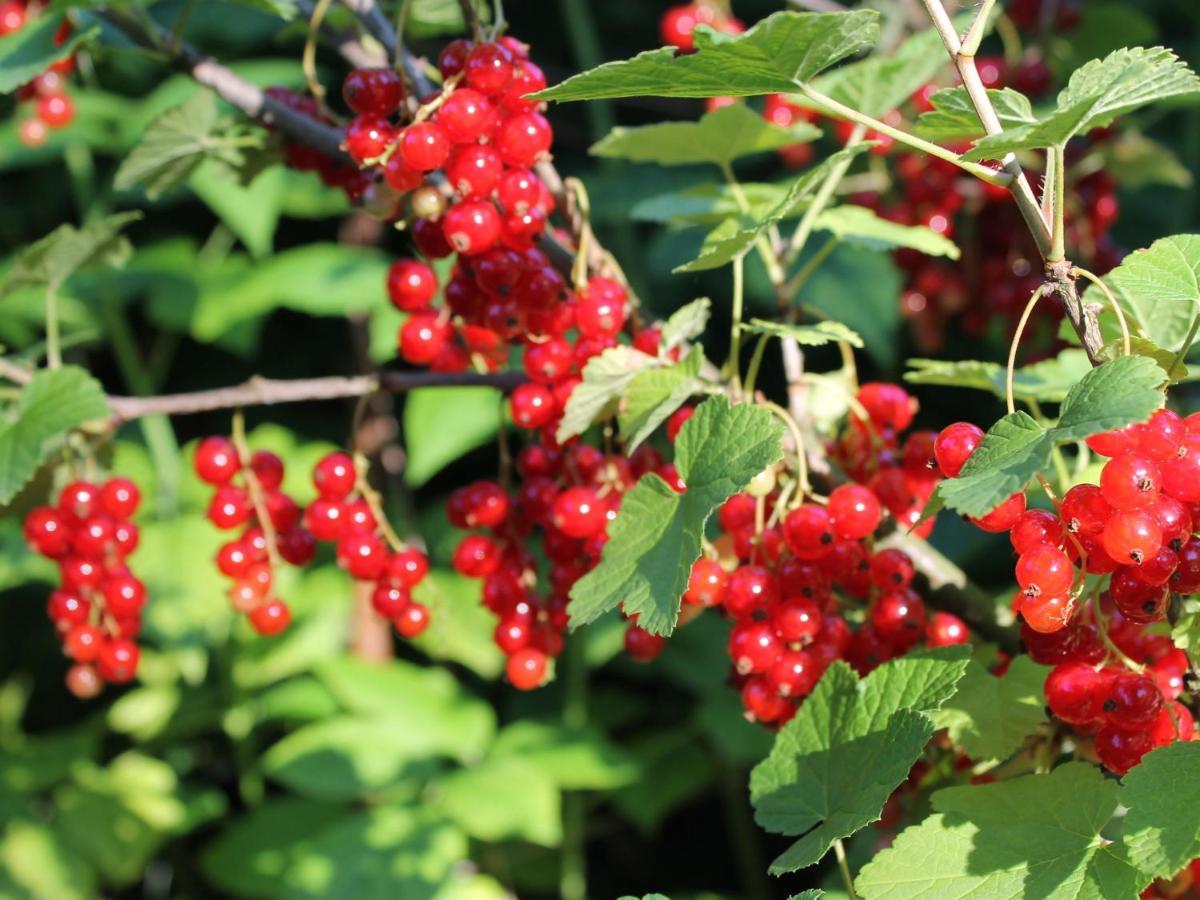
[
  {"left": 490, "top": 721, "right": 638, "bottom": 790},
  {"left": 0, "top": 819, "right": 94, "bottom": 900},
  {"left": 742, "top": 318, "right": 863, "bottom": 348},
  {"left": 113, "top": 90, "right": 226, "bottom": 199},
  {"left": 556, "top": 346, "right": 658, "bottom": 443},
  {"left": 915, "top": 86, "right": 1035, "bottom": 141},
  {"left": 434, "top": 757, "right": 561, "bottom": 846},
  {"left": 905, "top": 350, "right": 1094, "bottom": 403},
  {"left": 568, "top": 395, "right": 783, "bottom": 635},
  {"left": 1103, "top": 234, "right": 1200, "bottom": 354},
  {"left": 533, "top": 10, "right": 880, "bottom": 102},
  {"left": 963, "top": 47, "right": 1200, "bottom": 161},
  {"left": 930, "top": 657, "right": 1049, "bottom": 764},
  {"left": 659, "top": 297, "right": 712, "bottom": 351},
  {"left": 856, "top": 764, "right": 1144, "bottom": 898},
  {"left": 1053, "top": 354, "right": 1164, "bottom": 441},
  {"left": 404, "top": 387, "right": 501, "bottom": 486},
  {"left": 591, "top": 103, "right": 819, "bottom": 167},
  {"left": 0, "top": 366, "right": 110, "bottom": 504},
  {"left": 631, "top": 182, "right": 791, "bottom": 226},
  {"left": 1121, "top": 742, "right": 1200, "bottom": 881},
  {"left": 750, "top": 648, "right": 971, "bottom": 873},
  {"left": 618, "top": 348, "right": 704, "bottom": 451},
  {"left": 1096, "top": 130, "right": 1192, "bottom": 189},
  {"left": 675, "top": 143, "right": 873, "bottom": 273},
  {"left": 814, "top": 205, "right": 959, "bottom": 258},
  {"left": 1, "top": 212, "right": 141, "bottom": 294}
]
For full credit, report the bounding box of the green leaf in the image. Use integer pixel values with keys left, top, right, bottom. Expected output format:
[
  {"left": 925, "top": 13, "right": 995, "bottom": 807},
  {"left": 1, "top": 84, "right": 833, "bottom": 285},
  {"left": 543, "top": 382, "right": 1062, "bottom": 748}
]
[
  {"left": 189, "top": 160, "right": 286, "bottom": 259},
  {"left": 675, "top": 143, "right": 873, "bottom": 273},
  {"left": 568, "top": 396, "right": 783, "bottom": 635},
  {"left": 489, "top": 721, "right": 638, "bottom": 790},
  {"left": 1, "top": 211, "right": 141, "bottom": 295},
  {"left": 591, "top": 103, "right": 819, "bottom": 167},
  {"left": 962, "top": 47, "right": 1200, "bottom": 161},
  {"left": 284, "top": 807, "right": 466, "bottom": 900},
  {"left": 855, "top": 763, "right": 1144, "bottom": 898},
  {"left": 905, "top": 350, "right": 1094, "bottom": 403},
  {"left": 0, "top": 366, "right": 110, "bottom": 504},
  {"left": 742, "top": 318, "right": 863, "bottom": 348},
  {"left": 1053, "top": 354, "right": 1164, "bottom": 441},
  {"left": 434, "top": 757, "right": 561, "bottom": 846},
  {"left": 750, "top": 648, "right": 971, "bottom": 873},
  {"left": 659, "top": 297, "right": 712, "bottom": 351},
  {"left": 802, "top": 24, "right": 951, "bottom": 118},
  {"left": 556, "top": 346, "right": 658, "bottom": 443},
  {"left": 1121, "top": 742, "right": 1200, "bottom": 881},
  {"left": 804, "top": 243, "right": 901, "bottom": 369},
  {"left": 1103, "top": 234, "right": 1200, "bottom": 354},
  {"left": 938, "top": 357, "right": 1164, "bottom": 517},
  {"left": 631, "top": 182, "right": 791, "bottom": 226},
  {"left": 1171, "top": 599, "right": 1200, "bottom": 657},
  {"left": 200, "top": 798, "right": 345, "bottom": 899},
  {"left": 411, "top": 570, "right": 505, "bottom": 679},
  {"left": 930, "top": 657, "right": 1049, "bottom": 764},
  {"left": 0, "top": 819, "right": 94, "bottom": 900},
  {"left": 533, "top": 10, "right": 880, "bottom": 102},
  {"left": 938, "top": 412, "right": 1049, "bottom": 518},
  {"left": 618, "top": 348, "right": 704, "bottom": 451},
  {"left": 814, "top": 205, "right": 959, "bottom": 258},
  {"left": 1095, "top": 130, "right": 1192, "bottom": 190},
  {"left": 915, "top": 86, "right": 1035, "bottom": 141},
  {"left": 113, "top": 90, "right": 229, "bottom": 199},
  {"left": 404, "top": 387, "right": 501, "bottom": 487},
  {"left": 0, "top": 15, "right": 96, "bottom": 94}
]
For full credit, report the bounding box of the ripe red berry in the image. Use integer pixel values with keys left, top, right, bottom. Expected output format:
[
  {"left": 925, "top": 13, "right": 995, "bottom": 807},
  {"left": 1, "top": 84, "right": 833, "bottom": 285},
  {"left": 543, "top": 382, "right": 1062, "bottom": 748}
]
[
  {"left": 624, "top": 624, "right": 665, "bottom": 662},
  {"left": 1137, "top": 409, "right": 1185, "bottom": 460},
  {"left": 509, "top": 383, "right": 557, "bottom": 429},
  {"left": 398, "top": 121, "right": 450, "bottom": 172},
  {"left": 195, "top": 437, "right": 240, "bottom": 485},
  {"left": 724, "top": 566, "right": 780, "bottom": 620},
  {"left": 870, "top": 590, "right": 927, "bottom": 648},
  {"left": 869, "top": 548, "right": 915, "bottom": 590},
  {"left": 767, "top": 648, "right": 819, "bottom": 698},
  {"left": 576, "top": 277, "right": 627, "bottom": 338},
  {"left": 1103, "top": 671, "right": 1163, "bottom": 730},
  {"left": 342, "top": 67, "right": 403, "bottom": 117},
  {"left": 1019, "top": 591, "right": 1074, "bottom": 634},
  {"left": 1044, "top": 661, "right": 1108, "bottom": 725},
  {"left": 1015, "top": 545, "right": 1074, "bottom": 598},
  {"left": 506, "top": 647, "right": 548, "bottom": 690},
  {"left": 343, "top": 115, "right": 395, "bottom": 164},
  {"left": 551, "top": 487, "right": 606, "bottom": 539},
  {"left": 1060, "top": 484, "right": 1113, "bottom": 536},
  {"left": 37, "top": 93, "right": 74, "bottom": 129},
  {"left": 96, "top": 639, "right": 139, "bottom": 683},
  {"left": 398, "top": 313, "right": 451, "bottom": 365},
  {"left": 772, "top": 598, "right": 822, "bottom": 644},
  {"left": 337, "top": 533, "right": 388, "bottom": 581},
  {"left": 728, "top": 620, "right": 781, "bottom": 674},
  {"left": 925, "top": 611, "right": 969, "bottom": 646},
  {"left": 442, "top": 200, "right": 502, "bottom": 256},
  {"left": 968, "top": 492, "right": 1026, "bottom": 533},
  {"left": 464, "top": 43, "right": 514, "bottom": 94},
  {"left": 934, "top": 422, "right": 984, "bottom": 477},
  {"left": 249, "top": 599, "right": 292, "bottom": 636},
  {"left": 1010, "top": 509, "right": 1063, "bottom": 555},
  {"left": 1100, "top": 453, "right": 1161, "bottom": 509},
  {"left": 495, "top": 112, "right": 553, "bottom": 167},
  {"left": 826, "top": 484, "right": 882, "bottom": 540},
  {"left": 100, "top": 478, "right": 141, "bottom": 520},
  {"left": 438, "top": 39, "right": 473, "bottom": 79},
  {"left": 1102, "top": 508, "right": 1163, "bottom": 566},
  {"left": 741, "top": 676, "right": 790, "bottom": 723},
  {"left": 684, "top": 558, "right": 728, "bottom": 607},
  {"left": 387, "top": 548, "right": 430, "bottom": 587},
  {"left": 24, "top": 506, "right": 72, "bottom": 558},
  {"left": 659, "top": 3, "right": 715, "bottom": 51},
  {"left": 1086, "top": 424, "right": 1139, "bottom": 458},
  {"left": 453, "top": 534, "right": 501, "bottom": 578},
  {"left": 387, "top": 260, "right": 438, "bottom": 312},
  {"left": 1161, "top": 435, "right": 1200, "bottom": 502},
  {"left": 783, "top": 504, "right": 835, "bottom": 560},
  {"left": 394, "top": 601, "right": 431, "bottom": 638}
]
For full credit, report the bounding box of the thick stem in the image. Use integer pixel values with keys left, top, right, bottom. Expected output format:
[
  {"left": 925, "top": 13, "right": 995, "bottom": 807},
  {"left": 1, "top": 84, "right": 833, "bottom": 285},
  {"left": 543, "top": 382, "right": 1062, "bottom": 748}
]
[
  {"left": 106, "top": 371, "right": 524, "bottom": 423},
  {"left": 1048, "top": 146, "right": 1066, "bottom": 262}
]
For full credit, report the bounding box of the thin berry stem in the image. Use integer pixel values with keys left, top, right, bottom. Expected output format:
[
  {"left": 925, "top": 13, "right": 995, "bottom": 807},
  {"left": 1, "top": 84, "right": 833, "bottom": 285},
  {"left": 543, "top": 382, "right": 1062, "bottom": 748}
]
[
  {"left": 834, "top": 838, "right": 858, "bottom": 900},
  {"left": 1005, "top": 284, "right": 1047, "bottom": 416},
  {"left": 1072, "top": 266, "right": 1131, "bottom": 357},
  {"left": 728, "top": 255, "right": 746, "bottom": 393},
  {"left": 231, "top": 410, "right": 284, "bottom": 574}
]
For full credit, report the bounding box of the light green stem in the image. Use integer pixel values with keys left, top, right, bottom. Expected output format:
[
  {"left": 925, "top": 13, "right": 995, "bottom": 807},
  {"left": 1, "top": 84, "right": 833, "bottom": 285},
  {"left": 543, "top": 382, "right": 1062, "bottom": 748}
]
[
  {"left": 786, "top": 124, "right": 866, "bottom": 262},
  {"left": 720, "top": 162, "right": 787, "bottom": 286},
  {"left": 728, "top": 255, "right": 746, "bottom": 392},
  {"left": 784, "top": 235, "right": 839, "bottom": 298},
  {"left": 1049, "top": 145, "right": 1066, "bottom": 262},
  {"left": 799, "top": 83, "right": 1010, "bottom": 187},
  {"left": 835, "top": 839, "right": 859, "bottom": 900},
  {"left": 961, "top": 0, "right": 997, "bottom": 55}
]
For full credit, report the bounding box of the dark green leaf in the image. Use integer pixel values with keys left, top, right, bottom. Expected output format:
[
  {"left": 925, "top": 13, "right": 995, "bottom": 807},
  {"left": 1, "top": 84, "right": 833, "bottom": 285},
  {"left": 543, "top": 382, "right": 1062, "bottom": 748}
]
[
  {"left": 0, "top": 366, "right": 110, "bottom": 504},
  {"left": 568, "top": 396, "right": 783, "bottom": 635},
  {"left": 556, "top": 346, "right": 658, "bottom": 442},
  {"left": 963, "top": 47, "right": 1200, "bottom": 161},
  {"left": 1, "top": 212, "right": 141, "bottom": 295},
  {"left": 1095, "top": 130, "right": 1192, "bottom": 190},
  {"left": 0, "top": 819, "right": 94, "bottom": 900},
  {"left": 915, "top": 86, "right": 1035, "bottom": 141},
  {"left": 591, "top": 103, "right": 818, "bottom": 166},
  {"left": 404, "top": 387, "right": 501, "bottom": 487},
  {"left": 533, "top": 11, "right": 880, "bottom": 102},
  {"left": 1053, "top": 354, "right": 1164, "bottom": 440},
  {"left": 750, "top": 648, "right": 971, "bottom": 873},
  {"left": 937, "top": 412, "right": 1050, "bottom": 519},
  {"left": 1121, "top": 742, "right": 1200, "bottom": 881},
  {"left": 1103, "top": 234, "right": 1200, "bottom": 354},
  {"left": 742, "top": 318, "right": 863, "bottom": 348},
  {"left": 804, "top": 243, "right": 901, "bottom": 369},
  {"left": 930, "top": 657, "right": 1049, "bottom": 764},
  {"left": 619, "top": 348, "right": 704, "bottom": 451},
  {"left": 856, "top": 764, "right": 1144, "bottom": 898},
  {"left": 814, "top": 205, "right": 959, "bottom": 258},
  {"left": 0, "top": 15, "right": 96, "bottom": 94},
  {"left": 631, "top": 182, "right": 791, "bottom": 226}
]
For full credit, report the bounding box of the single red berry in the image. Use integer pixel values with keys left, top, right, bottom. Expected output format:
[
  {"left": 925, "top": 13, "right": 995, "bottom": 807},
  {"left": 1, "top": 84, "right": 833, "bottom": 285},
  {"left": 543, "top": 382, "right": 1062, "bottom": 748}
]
[
  {"left": 382, "top": 155, "right": 422, "bottom": 192},
  {"left": 1136, "top": 409, "right": 1185, "bottom": 460},
  {"left": 523, "top": 338, "right": 573, "bottom": 384},
  {"left": 444, "top": 143, "right": 502, "bottom": 198},
  {"left": 869, "top": 548, "right": 916, "bottom": 590},
  {"left": 1015, "top": 545, "right": 1074, "bottom": 598},
  {"left": 96, "top": 639, "right": 139, "bottom": 683},
  {"left": 1044, "top": 661, "right": 1109, "bottom": 725},
  {"left": 724, "top": 566, "right": 781, "bottom": 621},
  {"left": 442, "top": 200, "right": 502, "bottom": 255},
  {"left": 453, "top": 534, "right": 501, "bottom": 578},
  {"left": 827, "top": 484, "right": 882, "bottom": 539},
  {"left": 506, "top": 647, "right": 548, "bottom": 689},
  {"left": 1103, "top": 671, "right": 1163, "bottom": 730},
  {"left": 766, "top": 648, "right": 819, "bottom": 698},
  {"left": 551, "top": 486, "right": 606, "bottom": 539},
  {"left": 102, "top": 575, "right": 147, "bottom": 618},
  {"left": 509, "top": 383, "right": 557, "bottom": 429},
  {"left": 394, "top": 601, "right": 430, "bottom": 638},
  {"left": 495, "top": 111, "right": 553, "bottom": 168},
  {"left": 1102, "top": 508, "right": 1163, "bottom": 566},
  {"left": 1019, "top": 591, "right": 1074, "bottom": 634},
  {"left": 0, "top": 1, "right": 25, "bottom": 35},
  {"left": 934, "top": 422, "right": 984, "bottom": 477},
  {"left": 398, "top": 313, "right": 451, "bottom": 365},
  {"left": 1010, "top": 509, "right": 1064, "bottom": 555},
  {"left": 1061, "top": 484, "right": 1113, "bottom": 536},
  {"left": 398, "top": 121, "right": 450, "bottom": 172},
  {"left": 968, "top": 492, "right": 1026, "bottom": 533},
  {"left": 772, "top": 598, "right": 822, "bottom": 645},
  {"left": 684, "top": 558, "right": 728, "bottom": 607},
  {"left": 741, "top": 676, "right": 790, "bottom": 723},
  {"left": 337, "top": 533, "right": 389, "bottom": 581},
  {"left": 100, "top": 478, "right": 141, "bottom": 520},
  {"left": 870, "top": 590, "right": 927, "bottom": 649},
  {"left": 576, "top": 277, "right": 628, "bottom": 338},
  {"left": 64, "top": 624, "right": 104, "bottom": 664},
  {"left": 666, "top": 406, "right": 695, "bottom": 443},
  {"left": 37, "top": 93, "right": 74, "bottom": 129},
  {"left": 857, "top": 383, "right": 916, "bottom": 433},
  {"left": 728, "top": 620, "right": 781, "bottom": 674},
  {"left": 624, "top": 624, "right": 665, "bottom": 662},
  {"left": 249, "top": 599, "right": 291, "bottom": 636},
  {"left": 659, "top": 3, "right": 715, "bottom": 51},
  {"left": 387, "top": 549, "right": 430, "bottom": 587},
  {"left": 782, "top": 504, "right": 835, "bottom": 560},
  {"left": 342, "top": 67, "right": 403, "bottom": 117},
  {"left": 497, "top": 168, "right": 542, "bottom": 214},
  {"left": 925, "top": 611, "right": 969, "bottom": 647},
  {"left": 1086, "top": 423, "right": 1139, "bottom": 458},
  {"left": 387, "top": 259, "right": 438, "bottom": 312},
  {"left": 1161, "top": 435, "right": 1200, "bottom": 502},
  {"left": 24, "top": 506, "right": 72, "bottom": 558},
  {"left": 464, "top": 43, "right": 514, "bottom": 94},
  {"left": 1100, "top": 453, "right": 1161, "bottom": 509},
  {"left": 438, "top": 39, "right": 474, "bottom": 78},
  {"left": 313, "top": 451, "right": 357, "bottom": 499},
  {"left": 18, "top": 117, "right": 48, "bottom": 148},
  {"left": 195, "top": 437, "right": 240, "bottom": 485},
  {"left": 343, "top": 115, "right": 396, "bottom": 164}
]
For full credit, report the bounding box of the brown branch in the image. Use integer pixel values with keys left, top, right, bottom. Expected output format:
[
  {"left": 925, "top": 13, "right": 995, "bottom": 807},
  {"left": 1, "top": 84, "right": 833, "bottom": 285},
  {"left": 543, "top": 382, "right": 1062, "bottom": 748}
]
[
  {"left": 0, "top": 358, "right": 34, "bottom": 386},
  {"left": 107, "top": 370, "right": 524, "bottom": 423}
]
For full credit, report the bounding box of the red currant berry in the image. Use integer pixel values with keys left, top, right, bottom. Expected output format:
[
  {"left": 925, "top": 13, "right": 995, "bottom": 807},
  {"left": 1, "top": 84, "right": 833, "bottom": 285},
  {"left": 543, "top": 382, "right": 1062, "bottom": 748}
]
[
  {"left": 783, "top": 504, "right": 835, "bottom": 560},
  {"left": 249, "top": 599, "right": 291, "bottom": 636},
  {"left": 1161, "top": 436, "right": 1200, "bottom": 502},
  {"left": 1102, "top": 508, "right": 1163, "bottom": 566},
  {"left": 343, "top": 115, "right": 395, "bottom": 164},
  {"left": 337, "top": 533, "right": 389, "bottom": 581},
  {"left": 1044, "top": 661, "right": 1109, "bottom": 725},
  {"left": 37, "top": 93, "right": 74, "bottom": 129},
  {"left": 195, "top": 437, "right": 239, "bottom": 485},
  {"left": 772, "top": 598, "right": 822, "bottom": 645},
  {"left": 576, "top": 277, "right": 628, "bottom": 338},
  {"left": 1100, "top": 453, "right": 1161, "bottom": 509},
  {"left": 24, "top": 506, "right": 72, "bottom": 558},
  {"left": 342, "top": 67, "right": 403, "bottom": 116},
  {"left": 1016, "top": 545, "right": 1074, "bottom": 598},
  {"left": 624, "top": 624, "right": 665, "bottom": 662},
  {"left": 1137, "top": 409, "right": 1185, "bottom": 460},
  {"left": 509, "top": 383, "right": 557, "bottom": 429},
  {"left": 1103, "top": 671, "right": 1163, "bottom": 730},
  {"left": 398, "top": 121, "right": 450, "bottom": 172},
  {"left": 464, "top": 43, "right": 514, "bottom": 94},
  {"left": 387, "top": 259, "right": 438, "bottom": 312},
  {"left": 100, "top": 478, "right": 140, "bottom": 520},
  {"left": 1010, "top": 509, "right": 1063, "bottom": 555},
  {"left": 968, "top": 492, "right": 1026, "bottom": 533},
  {"left": 442, "top": 200, "right": 502, "bottom": 256},
  {"left": 767, "top": 648, "right": 819, "bottom": 698},
  {"left": 724, "top": 566, "right": 780, "bottom": 620},
  {"left": 684, "top": 558, "right": 728, "bottom": 607},
  {"left": 934, "top": 422, "right": 984, "bottom": 477},
  {"left": 827, "top": 484, "right": 882, "bottom": 540},
  {"left": 453, "top": 534, "right": 501, "bottom": 578},
  {"left": 495, "top": 112, "right": 553, "bottom": 168},
  {"left": 96, "top": 639, "right": 139, "bottom": 683},
  {"left": 438, "top": 39, "right": 474, "bottom": 79},
  {"left": 869, "top": 548, "right": 916, "bottom": 590},
  {"left": 925, "top": 611, "right": 969, "bottom": 646},
  {"left": 506, "top": 647, "right": 548, "bottom": 690},
  {"left": 551, "top": 487, "right": 606, "bottom": 539},
  {"left": 1061, "top": 484, "right": 1113, "bottom": 536},
  {"left": 1019, "top": 592, "right": 1074, "bottom": 633},
  {"left": 1086, "top": 423, "right": 1139, "bottom": 458}
]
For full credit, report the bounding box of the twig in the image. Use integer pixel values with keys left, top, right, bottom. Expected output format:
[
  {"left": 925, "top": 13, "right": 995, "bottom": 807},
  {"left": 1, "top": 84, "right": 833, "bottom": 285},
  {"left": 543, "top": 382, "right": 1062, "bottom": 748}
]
[
  {"left": 96, "top": 8, "right": 350, "bottom": 163},
  {"left": 106, "top": 371, "right": 524, "bottom": 423},
  {"left": 0, "top": 358, "right": 34, "bottom": 385}
]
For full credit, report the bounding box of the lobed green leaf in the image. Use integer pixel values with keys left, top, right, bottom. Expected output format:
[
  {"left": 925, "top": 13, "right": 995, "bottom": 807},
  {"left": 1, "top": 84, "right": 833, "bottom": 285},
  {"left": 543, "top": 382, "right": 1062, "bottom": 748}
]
[
  {"left": 930, "top": 657, "right": 1049, "bottom": 764},
  {"left": 1102, "top": 234, "right": 1200, "bottom": 354},
  {"left": 1121, "top": 742, "right": 1200, "bottom": 881},
  {"left": 742, "top": 318, "right": 863, "bottom": 348},
  {"left": 0, "top": 15, "right": 97, "bottom": 94},
  {"left": 814, "top": 205, "right": 959, "bottom": 258},
  {"left": 555, "top": 346, "right": 659, "bottom": 443},
  {"left": 618, "top": 348, "right": 704, "bottom": 452}
]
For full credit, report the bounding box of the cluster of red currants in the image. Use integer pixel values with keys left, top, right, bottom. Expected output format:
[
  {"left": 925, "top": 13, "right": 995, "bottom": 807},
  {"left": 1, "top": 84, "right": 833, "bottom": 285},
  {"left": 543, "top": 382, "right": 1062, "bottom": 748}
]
[
  {"left": 23, "top": 478, "right": 143, "bottom": 697},
  {"left": 263, "top": 86, "right": 376, "bottom": 201},
  {"left": 445, "top": 426, "right": 688, "bottom": 690},
  {"left": 305, "top": 451, "right": 432, "bottom": 640},
  {"left": 937, "top": 409, "right": 1200, "bottom": 772},
  {"left": 4, "top": 2, "right": 77, "bottom": 148},
  {"left": 693, "top": 382, "right": 969, "bottom": 725},
  {"left": 194, "top": 437, "right": 315, "bottom": 635}
]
